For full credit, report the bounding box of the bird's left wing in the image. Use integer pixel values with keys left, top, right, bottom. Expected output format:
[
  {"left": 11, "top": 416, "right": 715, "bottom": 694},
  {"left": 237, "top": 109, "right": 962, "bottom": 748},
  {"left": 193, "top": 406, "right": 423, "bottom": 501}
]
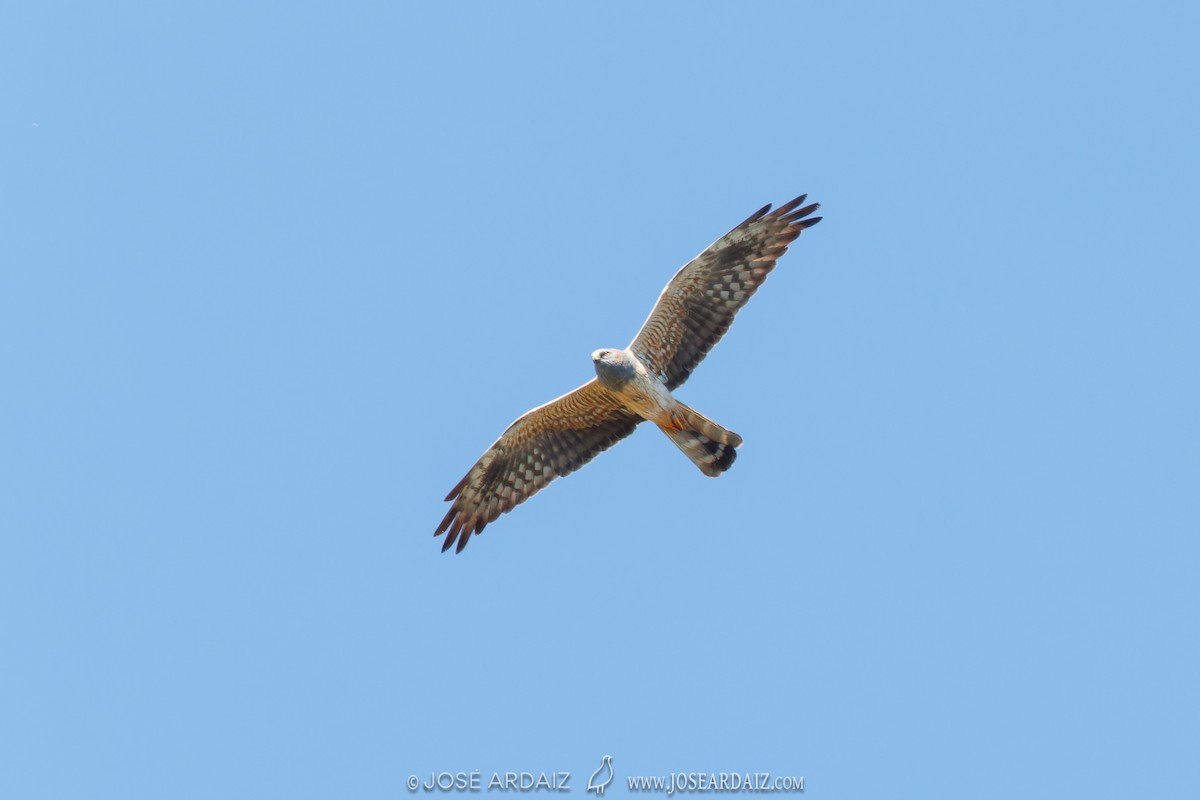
[
  {"left": 436, "top": 379, "right": 642, "bottom": 553},
  {"left": 629, "top": 195, "right": 821, "bottom": 390}
]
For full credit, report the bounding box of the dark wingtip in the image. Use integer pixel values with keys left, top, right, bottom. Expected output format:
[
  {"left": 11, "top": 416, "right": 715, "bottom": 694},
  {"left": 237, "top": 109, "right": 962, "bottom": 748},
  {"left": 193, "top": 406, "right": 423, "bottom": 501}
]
[
  {"left": 737, "top": 202, "right": 773, "bottom": 228},
  {"left": 454, "top": 535, "right": 469, "bottom": 554},
  {"left": 437, "top": 506, "right": 467, "bottom": 552},
  {"left": 781, "top": 200, "right": 820, "bottom": 223},
  {"left": 435, "top": 506, "right": 456, "bottom": 537},
  {"left": 773, "top": 194, "right": 808, "bottom": 216},
  {"left": 444, "top": 474, "right": 469, "bottom": 502}
]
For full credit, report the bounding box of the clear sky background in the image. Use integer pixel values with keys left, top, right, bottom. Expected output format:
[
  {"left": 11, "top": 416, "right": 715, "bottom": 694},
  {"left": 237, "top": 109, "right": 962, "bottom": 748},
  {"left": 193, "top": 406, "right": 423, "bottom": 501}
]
[{"left": 2, "top": 2, "right": 1197, "bottom": 798}]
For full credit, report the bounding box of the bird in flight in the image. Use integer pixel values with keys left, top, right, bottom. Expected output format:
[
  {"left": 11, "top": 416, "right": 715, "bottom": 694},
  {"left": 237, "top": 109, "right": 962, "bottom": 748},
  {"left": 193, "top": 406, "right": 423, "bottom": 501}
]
[{"left": 436, "top": 195, "right": 822, "bottom": 552}]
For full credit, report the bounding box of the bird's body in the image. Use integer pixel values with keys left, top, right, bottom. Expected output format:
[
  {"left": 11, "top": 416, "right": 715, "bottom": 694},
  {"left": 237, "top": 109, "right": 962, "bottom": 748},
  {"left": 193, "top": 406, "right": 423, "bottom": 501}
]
[
  {"left": 436, "top": 195, "right": 822, "bottom": 552},
  {"left": 593, "top": 346, "right": 741, "bottom": 474},
  {"left": 591, "top": 348, "right": 672, "bottom": 425}
]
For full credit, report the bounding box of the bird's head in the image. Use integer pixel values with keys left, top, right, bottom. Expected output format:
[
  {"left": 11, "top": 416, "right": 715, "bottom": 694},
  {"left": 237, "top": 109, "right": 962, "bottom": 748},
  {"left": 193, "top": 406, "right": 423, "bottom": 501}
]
[{"left": 591, "top": 349, "right": 634, "bottom": 390}]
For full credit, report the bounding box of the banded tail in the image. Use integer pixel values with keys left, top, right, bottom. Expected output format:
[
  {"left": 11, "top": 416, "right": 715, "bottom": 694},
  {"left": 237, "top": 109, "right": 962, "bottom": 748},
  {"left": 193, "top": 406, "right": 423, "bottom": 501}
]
[{"left": 659, "top": 402, "right": 743, "bottom": 477}]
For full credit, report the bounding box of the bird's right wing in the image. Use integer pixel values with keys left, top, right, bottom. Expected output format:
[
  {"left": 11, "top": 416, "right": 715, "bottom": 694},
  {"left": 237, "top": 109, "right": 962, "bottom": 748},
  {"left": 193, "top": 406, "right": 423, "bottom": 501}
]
[
  {"left": 629, "top": 195, "right": 821, "bottom": 390},
  {"left": 436, "top": 379, "right": 642, "bottom": 553}
]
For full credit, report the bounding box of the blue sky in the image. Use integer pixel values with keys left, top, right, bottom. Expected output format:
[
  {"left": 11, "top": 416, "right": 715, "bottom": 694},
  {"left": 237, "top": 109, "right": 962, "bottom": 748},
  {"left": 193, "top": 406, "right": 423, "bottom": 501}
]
[{"left": 2, "top": 2, "right": 1197, "bottom": 798}]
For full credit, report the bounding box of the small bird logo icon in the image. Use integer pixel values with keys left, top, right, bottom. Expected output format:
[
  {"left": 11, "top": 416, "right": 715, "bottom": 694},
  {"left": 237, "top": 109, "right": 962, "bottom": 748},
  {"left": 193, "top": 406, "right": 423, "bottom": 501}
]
[{"left": 587, "top": 755, "right": 614, "bottom": 795}]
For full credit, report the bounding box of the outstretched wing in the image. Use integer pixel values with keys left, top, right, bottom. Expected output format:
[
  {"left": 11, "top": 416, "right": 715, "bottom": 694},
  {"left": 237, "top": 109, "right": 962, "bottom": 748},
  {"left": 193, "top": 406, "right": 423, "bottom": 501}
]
[
  {"left": 436, "top": 379, "right": 641, "bottom": 553},
  {"left": 629, "top": 195, "right": 821, "bottom": 390}
]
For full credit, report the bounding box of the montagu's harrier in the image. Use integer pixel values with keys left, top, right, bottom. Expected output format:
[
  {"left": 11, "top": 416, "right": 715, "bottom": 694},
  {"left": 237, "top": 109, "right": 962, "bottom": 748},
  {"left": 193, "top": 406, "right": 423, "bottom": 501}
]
[{"left": 436, "top": 195, "right": 822, "bottom": 552}]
